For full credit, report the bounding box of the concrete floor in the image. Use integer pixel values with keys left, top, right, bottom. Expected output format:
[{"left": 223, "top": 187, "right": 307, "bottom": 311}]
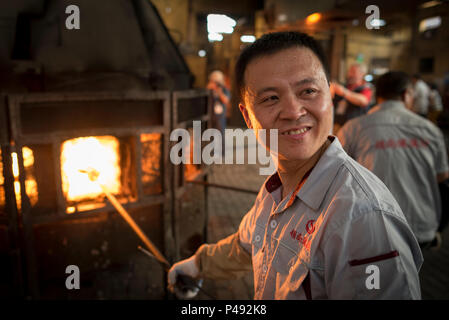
[{"left": 194, "top": 134, "right": 449, "bottom": 300}]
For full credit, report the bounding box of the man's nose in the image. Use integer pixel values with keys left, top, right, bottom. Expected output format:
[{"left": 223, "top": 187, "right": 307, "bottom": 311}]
[{"left": 279, "top": 93, "right": 307, "bottom": 120}]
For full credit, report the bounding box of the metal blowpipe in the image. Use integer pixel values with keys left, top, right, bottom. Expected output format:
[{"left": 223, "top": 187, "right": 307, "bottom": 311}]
[
  {"left": 79, "top": 168, "right": 212, "bottom": 299},
  {"left": 79, "top": 168, "right": 170, "bottom": 269}
]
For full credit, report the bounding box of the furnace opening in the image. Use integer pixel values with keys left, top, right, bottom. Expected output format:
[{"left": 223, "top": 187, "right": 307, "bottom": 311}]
[{"left": 61, "top": 136, "right": 123, "bottom": 213}]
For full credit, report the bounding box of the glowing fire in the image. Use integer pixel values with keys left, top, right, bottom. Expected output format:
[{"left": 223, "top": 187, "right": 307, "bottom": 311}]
[
  {"left": 61, "top": 136, "right": 121, "bottom": 207},
  {"left": 2, "top": 147, "right": 39, "bottom": 210},
  {"left": 184, "top": 128, "right": 201, "bottom": 180},
  {"left": 14, "top": 147, "right": 38, "bottom": 208}
]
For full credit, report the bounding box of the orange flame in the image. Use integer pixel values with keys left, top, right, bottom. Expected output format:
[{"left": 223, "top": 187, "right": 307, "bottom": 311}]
[
  {"left": 184, "top": 128, "right": 201, "bottom": 180},
  {"left": 61, "top": 136, "right": 121, "bottom": 205},
  {"left": 8, "top": 147, "right": 38, "bottom": 209}
]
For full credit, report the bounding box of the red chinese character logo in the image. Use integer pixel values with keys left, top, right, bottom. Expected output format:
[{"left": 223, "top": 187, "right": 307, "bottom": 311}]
[
  {"left": 386, "top": 139, "right": 396, "bottom": 148},
  {"left": 398, "top": 139, "right": 407, "bottom": 148},
  {"left": 290, "top": 229, "right": 297, "bottom": 239},
  {"left": 306, "top": 220, "right": 316, "bottom": 234},
  {"left": 375, "top": 140, "right": 385, "bottom": 149}
]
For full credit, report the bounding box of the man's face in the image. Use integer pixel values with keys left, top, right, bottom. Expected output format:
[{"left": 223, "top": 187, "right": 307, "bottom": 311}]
[
  {"left": 239, "top": 47, "right": 333, "bottom": 162},
  {"left": 347, "top": 65, "right": 364, "bottom": 85}
]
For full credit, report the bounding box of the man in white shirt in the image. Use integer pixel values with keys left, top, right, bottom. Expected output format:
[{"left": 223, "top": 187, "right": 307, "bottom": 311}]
[
  {"left": 338, "top": 71, "right": 449, "bottom": 249},
  {"left": 168, "top": 32, "right": 423, "bottom": 300},
  {"left": 411, "top": 74, "right": 431, "bottom": 117}
]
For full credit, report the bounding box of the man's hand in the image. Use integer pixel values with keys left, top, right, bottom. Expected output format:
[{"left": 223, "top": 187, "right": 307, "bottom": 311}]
[
  {"left": 207, "top": 81, "right": 219, "bottom": 92},
  {"left": 330, "top": 81, "right": 369, "bottom": 108},
  {"left": 330, "top": 82, "right": 346, "bottom": 97},
  {"left": 167, "top": 255, "right": 200, "bottom": 298}
]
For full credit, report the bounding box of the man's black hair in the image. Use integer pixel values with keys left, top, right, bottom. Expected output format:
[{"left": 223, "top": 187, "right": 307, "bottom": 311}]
[
  {"left": 375, "top": 71, "right": 412, "bottom": 100},
  {"left": 235, "top": 31, "right": 330, "bottom": 102}
]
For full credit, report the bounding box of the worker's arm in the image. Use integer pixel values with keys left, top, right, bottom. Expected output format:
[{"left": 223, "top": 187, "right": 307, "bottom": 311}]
[
  {"left": 169, "top": 189, "right": 261, "bottom": 284},
  {"left": 208, "top": 82, "right": 230, "bottom": 107},
  {"left": 194, "top": 197, "right": 260, "bottom": 280},
  {"left": 217, "top": 87, "right": 230, "bottom": 107},
  {"left": 322, "top": 210, "right": 422, "bottom": 299},
  {"left": 332, "top": 82, "right": 371, "bottom": 108},
  {"left": 168, "top": 217, "right": 253, "bottom": 287},
  {"left": 194, "top": 231, "right": 252, "bottom": 280},
  {"left": 169, "top": 182, "right": 263, "bottom": 286},
  {"left": 343, "top": 88, "right": 370, "bottom": 108}
]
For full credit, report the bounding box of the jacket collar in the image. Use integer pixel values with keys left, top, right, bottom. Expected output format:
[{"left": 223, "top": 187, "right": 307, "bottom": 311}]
[
  {"left": 297, "top": 136, "right": 347, "bottom": 211},
  {"left": 369, "top": 100, "right": 404, "bottom": 114},
  {"left": 264, "top": 136, "right": 348, "bottom": 212}
]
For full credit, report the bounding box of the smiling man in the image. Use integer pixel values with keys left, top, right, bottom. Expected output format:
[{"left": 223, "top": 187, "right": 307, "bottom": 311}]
[{"left": 168, "top": 32, "right": 423, "bottom": 299}]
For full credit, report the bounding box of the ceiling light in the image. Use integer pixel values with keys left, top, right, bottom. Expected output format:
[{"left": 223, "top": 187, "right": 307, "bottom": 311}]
[
  {"left": 208, "top": 32, "right": 223, "bottom": 42},
  {"left": 240, "top": 35, "right": 256, "bottom": 43},
  {"left": 370, "top": 19, "right": 386, "bottom": 27},
  {"left": 207, "top": 14, "right": 236, "bottom": 34},
  {"left": 420, "top": 1, "right": 441, "bottom": 9},
  {"left": 306, "top": 13, "right": 322, "bottom": 24}
]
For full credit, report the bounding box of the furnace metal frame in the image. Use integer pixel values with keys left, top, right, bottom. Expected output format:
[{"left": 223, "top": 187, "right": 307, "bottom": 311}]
[
  {"left": 0, "top": 95, "right": 24, "bottom": 297},
  {"left": 1, "top": 89, "right": 213, "bottom": 298},
  {"left": 0, "top": 89, "right": 212, "bottom": 298},
  {"left": 6, "top": 91, "right": 174, "bottom": 298}
]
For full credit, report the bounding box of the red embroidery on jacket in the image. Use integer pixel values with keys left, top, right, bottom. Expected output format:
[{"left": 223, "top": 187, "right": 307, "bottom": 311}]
[
  {"left": 374, "top": 138, "right": 429, "bottom": 150},
  {"left": 306, "top": 220, "right": 315, "bottom": 234},
  {"left": 290, "top": 220, "right": 316, "bottom": 251},
  {"left": 348, "top": 250, "right": 399, "bottom": 266}
]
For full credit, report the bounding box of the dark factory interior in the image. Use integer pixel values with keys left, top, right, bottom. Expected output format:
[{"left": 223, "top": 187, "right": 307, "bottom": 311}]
[{"left": 0, "top": 0, "right": 449, "bottom": 301}]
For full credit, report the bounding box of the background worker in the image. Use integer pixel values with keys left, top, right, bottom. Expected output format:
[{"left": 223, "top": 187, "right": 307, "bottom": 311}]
[
  {"left": 428, "top": 82, "right": 444, "bottom": 124},
  {"left": 411, "top": 74, "right": 431, "bottom": 118},
  {"left": 338, "top": 71, "right": 449, "bottom": 250},
  {"left": 207, "top": 70, "right": 231, "bottom": 137},
  {"left": 331, "top": 63, "right": 373, "bottom": 131},
  {"left": 207, "top": 70, "right": 231, "bottom": 155}
]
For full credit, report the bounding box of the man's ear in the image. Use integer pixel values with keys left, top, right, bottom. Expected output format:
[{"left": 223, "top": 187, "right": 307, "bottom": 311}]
[
  {"left": 403, "top": 87, "right": 414, "bottom": 110},
  {"left": 238, "top": 103, "right": 253, "bottom": 129}
]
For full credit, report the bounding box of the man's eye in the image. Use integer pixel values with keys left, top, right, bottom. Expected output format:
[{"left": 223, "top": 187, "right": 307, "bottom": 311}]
[
  {"left": 261, "top": 95, "right": 278, "bottom": 103},
  {"left": 303, "top": 88, "right": 317, "bottom": 95}
]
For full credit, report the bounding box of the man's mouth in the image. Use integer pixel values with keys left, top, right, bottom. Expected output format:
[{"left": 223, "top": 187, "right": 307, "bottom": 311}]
[{"left": 281, "top": 127, "right": 311, "bottom": 136}]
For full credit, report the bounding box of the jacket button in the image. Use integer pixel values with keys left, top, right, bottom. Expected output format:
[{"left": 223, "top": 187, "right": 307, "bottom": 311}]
[{"left": 270, "top": 220, "right": 277, "bottom": 228}]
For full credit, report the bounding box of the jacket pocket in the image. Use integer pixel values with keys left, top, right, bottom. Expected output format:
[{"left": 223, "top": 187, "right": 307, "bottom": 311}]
[
  {"left": 251, "top": 224, "right": 266, "bottom": 256},
  {"left": 273, "top": 241, "right": 310, "bottom": 292}
]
